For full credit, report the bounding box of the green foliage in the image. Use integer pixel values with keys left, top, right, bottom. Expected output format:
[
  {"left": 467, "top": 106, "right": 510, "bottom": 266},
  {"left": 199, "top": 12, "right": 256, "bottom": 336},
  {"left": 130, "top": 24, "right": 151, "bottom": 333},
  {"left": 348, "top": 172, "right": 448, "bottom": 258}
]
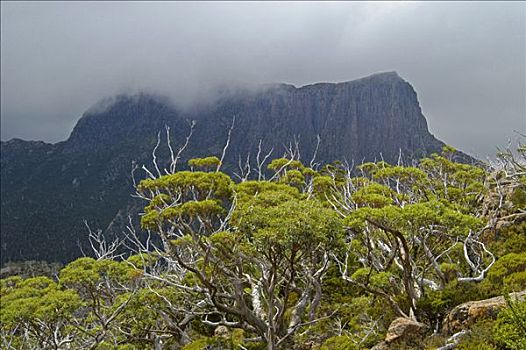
[
  {"left": 417, "top": 280, "right": 490, "bottom": 325},
  {"left": 1, "top": 276, "right": 81, "bottom": 326},
  {"left": 320, "top": 336, "right": 358, "bottom": 350},
  {"left": 485, "top": 253, "right": 526, "bottom": 292},
  {"left": 312, "top": 175, "right": 334, "bottom": 194},
  {"left": 267, "top": 158, "right": 304, "bottom": 172},
  {"left": 351, "top": 182, "right": 395, "bottom": 208},
  {"left": 139, "top": 170, "right": 234, "bottom": 231},
  {"left": 455, "top": 321, "right": 498, "bottom": 350},
  {"left": 489, "top": 222, "right": 526, "bottom": 257},
  {"left": 181, "top": 337, "right": 213, "bottom": 350},
  {"left": 419, "top": 146, "right": 487, "bottom": 207},
  {"left": 188, "top": 156, "right": 221, "bottom": 170},
  {"left": 234, "top": 181, "right": 302, "bottom": 210},
  {"left": 59, "top": 257, "right": 137, "bottom": 289},
  {"left": 180, "top": 330, "right": 246, "bottom": 350},
  {"left": 510, "top": 187, "right": 526, "bottom": 208},
  {"left": 493, "top": 297, "right": 526, "bottom": 350},
  {"left": 279, "top": 169, "right": 306, "bottom": 188},
  {"left": 1, "top": 276, "right": 82, "bottom": 349},
  {"left": 138, "top": 171, "right": 233, "bottom": 199},
  {"left": 3, "top": 148, "right": 525, "bottom": 349},
  {"left": 233, "top": 195, "right": 343, "bottom": 254}
]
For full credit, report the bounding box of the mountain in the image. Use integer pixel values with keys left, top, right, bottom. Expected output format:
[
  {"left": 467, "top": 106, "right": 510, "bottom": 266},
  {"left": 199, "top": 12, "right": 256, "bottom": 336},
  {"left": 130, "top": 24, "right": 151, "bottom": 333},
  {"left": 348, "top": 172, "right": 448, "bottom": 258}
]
[{"left": 1, "top": 72, "right": 467, "bottom": 264}]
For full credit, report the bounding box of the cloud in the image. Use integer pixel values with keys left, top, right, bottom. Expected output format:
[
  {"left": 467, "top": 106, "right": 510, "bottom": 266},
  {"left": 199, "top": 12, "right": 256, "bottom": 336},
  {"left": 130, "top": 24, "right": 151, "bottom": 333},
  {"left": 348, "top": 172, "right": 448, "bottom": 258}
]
[{"left": 1, "top": 1, "right": 524, "bottom": 158}]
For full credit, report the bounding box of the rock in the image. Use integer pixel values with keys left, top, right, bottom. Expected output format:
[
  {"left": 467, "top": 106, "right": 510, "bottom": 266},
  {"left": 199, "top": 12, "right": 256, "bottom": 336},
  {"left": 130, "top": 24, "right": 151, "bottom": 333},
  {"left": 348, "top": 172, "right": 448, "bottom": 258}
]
[
  {"left": 371, "top": 317, "right": 427, "bottom": 349},
  {"left": 370, "top": 341, "right": 389, "bottom": 350},
  {"left": 214, "top": 325, "right": 230, "bottom": 338},
  {"left": 385, "top": 317, "right": 427, "bottom": 343},
  {"left": 442, "top": 290, "right": 526, "bottom": 334}
]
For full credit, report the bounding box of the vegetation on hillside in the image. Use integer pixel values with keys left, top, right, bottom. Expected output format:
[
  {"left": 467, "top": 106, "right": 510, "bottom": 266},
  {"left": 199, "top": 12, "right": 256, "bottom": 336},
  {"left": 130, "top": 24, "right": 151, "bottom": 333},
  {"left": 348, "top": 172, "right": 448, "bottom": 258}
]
[{"left": 1, "top": 140, "right": 525, "bottom": 349}]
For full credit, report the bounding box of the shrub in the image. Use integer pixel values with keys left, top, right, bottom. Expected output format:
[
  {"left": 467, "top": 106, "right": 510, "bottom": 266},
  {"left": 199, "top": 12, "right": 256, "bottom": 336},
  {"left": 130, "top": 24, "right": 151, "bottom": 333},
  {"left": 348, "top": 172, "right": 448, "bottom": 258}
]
[
  {"left": 320, "top": 336, "right": 358, "bottom": 350},
  {"left": 485, "top": 253, "right": 526, "bottom": 292},
  {"left": 493, "top": 297, "right": 526, "bottom": 350}
]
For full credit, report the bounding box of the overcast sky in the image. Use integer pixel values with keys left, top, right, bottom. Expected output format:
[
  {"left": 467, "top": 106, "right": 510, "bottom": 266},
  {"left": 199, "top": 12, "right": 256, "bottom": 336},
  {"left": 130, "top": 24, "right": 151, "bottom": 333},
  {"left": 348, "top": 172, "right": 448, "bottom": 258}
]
[{"left": 1, "top": 1, "right": 525, "bottom": 159}]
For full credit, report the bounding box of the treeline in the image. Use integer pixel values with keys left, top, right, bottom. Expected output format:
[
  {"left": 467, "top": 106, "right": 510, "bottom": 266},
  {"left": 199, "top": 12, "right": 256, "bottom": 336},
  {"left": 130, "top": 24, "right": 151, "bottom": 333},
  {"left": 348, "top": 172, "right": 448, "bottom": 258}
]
[{"left": 1, "top": 145, "right": 525, "bottom": 350}]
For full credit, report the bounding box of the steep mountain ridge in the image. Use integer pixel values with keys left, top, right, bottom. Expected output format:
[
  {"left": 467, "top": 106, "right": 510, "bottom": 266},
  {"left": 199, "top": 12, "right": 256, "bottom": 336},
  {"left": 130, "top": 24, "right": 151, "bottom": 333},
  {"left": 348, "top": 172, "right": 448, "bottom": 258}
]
[{"left": 1, "top": 72, "right": 461, "bottom": 263}]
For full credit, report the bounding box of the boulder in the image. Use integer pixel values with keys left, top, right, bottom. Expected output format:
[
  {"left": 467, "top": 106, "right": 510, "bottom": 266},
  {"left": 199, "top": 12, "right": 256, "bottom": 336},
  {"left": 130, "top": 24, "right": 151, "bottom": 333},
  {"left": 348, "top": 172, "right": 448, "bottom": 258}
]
[
  {"left": 371, "top": 317, "right": 427, "bottom": 349},
  {"left": 214, "top": 325, "right": 230, "bottom": 338},
  {"left": 442, "top": 290, "right": 526, "bottom": 334},
  {"left": 385, "top": 317, "right": 427, "bottom": 343},
  {"left": 370, "top": 341, "right": 389, "bottom": 350}
]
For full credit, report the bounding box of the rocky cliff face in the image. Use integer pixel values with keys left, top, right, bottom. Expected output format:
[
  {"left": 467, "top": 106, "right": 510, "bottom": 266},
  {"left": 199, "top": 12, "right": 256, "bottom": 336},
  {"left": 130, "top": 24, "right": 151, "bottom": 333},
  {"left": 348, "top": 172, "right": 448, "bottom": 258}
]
[
  {"left": 1, "top": 72, "right": 462, "bottom": 263},
  {"left": 202, "top": 71, "right": 443, "bottom": 164}
]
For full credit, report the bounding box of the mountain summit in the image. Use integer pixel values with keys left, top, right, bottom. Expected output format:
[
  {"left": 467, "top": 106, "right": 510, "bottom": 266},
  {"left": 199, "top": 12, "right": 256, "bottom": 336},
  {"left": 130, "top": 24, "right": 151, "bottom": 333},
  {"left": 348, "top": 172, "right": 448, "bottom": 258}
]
[{"left": 1, "top": 72, "right": 464, "bottom": 263}]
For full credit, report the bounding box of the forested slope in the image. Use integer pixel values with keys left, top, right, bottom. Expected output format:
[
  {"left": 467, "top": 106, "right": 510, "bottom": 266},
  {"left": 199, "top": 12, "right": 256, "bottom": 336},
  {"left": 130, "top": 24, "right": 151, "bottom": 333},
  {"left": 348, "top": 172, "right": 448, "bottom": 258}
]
[{"left": 1, "top": 144, "right": 524, "bottom": 350}]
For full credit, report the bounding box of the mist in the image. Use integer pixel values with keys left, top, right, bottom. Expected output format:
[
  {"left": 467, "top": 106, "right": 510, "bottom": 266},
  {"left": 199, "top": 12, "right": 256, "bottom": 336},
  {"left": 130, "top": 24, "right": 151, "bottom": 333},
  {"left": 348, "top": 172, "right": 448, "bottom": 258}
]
[{"left": 1, "top": 1, "right": 524, "bottom": 159}]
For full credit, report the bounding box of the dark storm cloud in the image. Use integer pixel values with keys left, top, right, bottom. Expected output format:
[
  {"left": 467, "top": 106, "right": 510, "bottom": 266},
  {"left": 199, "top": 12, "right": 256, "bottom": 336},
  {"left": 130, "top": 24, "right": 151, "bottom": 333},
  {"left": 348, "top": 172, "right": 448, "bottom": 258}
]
[{"left": 1, "top": 1, "right": 524, "bottom": 159}]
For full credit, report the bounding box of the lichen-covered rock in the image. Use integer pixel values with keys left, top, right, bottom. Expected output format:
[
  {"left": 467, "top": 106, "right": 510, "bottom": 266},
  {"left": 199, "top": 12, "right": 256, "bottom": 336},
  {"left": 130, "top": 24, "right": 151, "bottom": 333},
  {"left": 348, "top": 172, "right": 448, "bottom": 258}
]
[
  {"left": 370, "top": 341, "right": 389, "bottom": 350},
  {"left": 385, "top": 317, "right": 427, "bottom": 343},
  {"left": 441, "top": 290, "right": 526, "bottom": 334},
  {"left": 213, "top": 325, "right": 230, "bottom": 338},
  {"left": 371, "top": 317, "right": 427, "bottom": 349}
]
